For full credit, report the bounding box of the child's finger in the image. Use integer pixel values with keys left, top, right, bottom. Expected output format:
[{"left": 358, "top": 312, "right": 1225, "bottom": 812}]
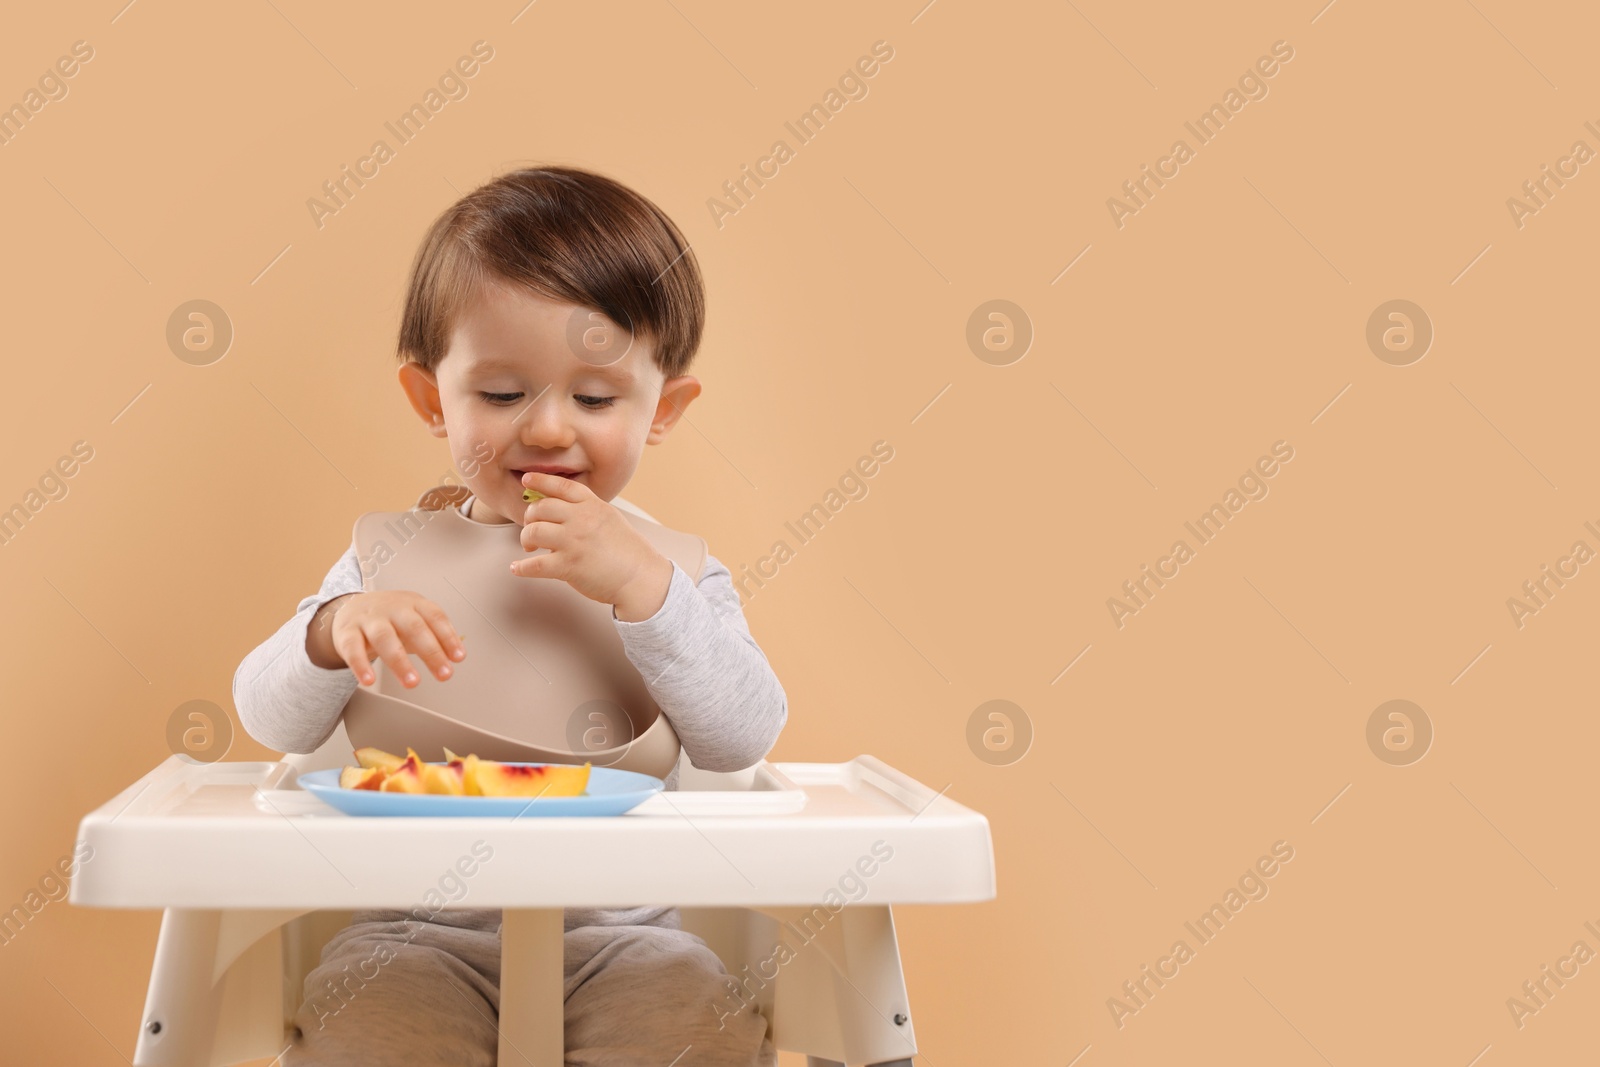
[
  {"left": 521, "top": 520, "right": 564, "bottom": 553},
  {"left": 394, "top": 612, "right": 453, "bottom": 681},
  {"left": 361, "top": 622, "right": 419, "bottom": 687},
  {"left": 523, "top": 494, "right": 571, "bottom": 518},
  {"left": 415, "top": 600, "right": 466, "bottom": 661},
  {"left": 521, "top": 469, "right": 585, "bottom": 502},
  {"left": 333, "top": 629, "right": 376, "bottom": 687}
]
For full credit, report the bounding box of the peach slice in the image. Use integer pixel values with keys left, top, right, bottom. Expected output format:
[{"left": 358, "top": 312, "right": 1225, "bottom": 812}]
[
  {"left": 338, "top": 746, "right": 589, "bottom": 799},
  {"left": 378, "top": 749, "right": 427, "bottom": 793},
  {"left": 469, "top": 760, "right": 591, "bottom": 798},
  {"left": 438, "top": 748, "right": 482, "bottom": 794},
  {"left": 339, "top": 766, "right": 386, "bottom": 790},
  {"left": 354, "top": 747, "right": 405, "bottom": 773},
  {"left": 448, "top": 755, "right": 483, "bottom": 796},
  {"left": 421, "top": 760, "right": 465, "bottom": 796}
]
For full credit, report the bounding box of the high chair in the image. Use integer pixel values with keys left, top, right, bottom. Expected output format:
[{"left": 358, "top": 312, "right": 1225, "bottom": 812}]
[
  {"left": 72, "top": 495, "right": 995, "bottom": 1065},
  {"left": 71, "top": 724, "right": 995, "bottom": 1066}
]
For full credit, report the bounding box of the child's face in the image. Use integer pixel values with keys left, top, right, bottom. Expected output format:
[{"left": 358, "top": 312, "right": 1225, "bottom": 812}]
[{"left": 398, "top": 279, "right": 700, "bottom": 525}]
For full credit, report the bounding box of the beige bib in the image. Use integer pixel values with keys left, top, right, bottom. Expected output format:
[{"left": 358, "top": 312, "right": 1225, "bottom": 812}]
[{"left": 339, "top": 484, "right": 707, "bottom": 780}]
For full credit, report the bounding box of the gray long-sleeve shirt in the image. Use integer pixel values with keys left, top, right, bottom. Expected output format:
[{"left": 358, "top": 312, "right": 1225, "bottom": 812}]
[{"left": 232, "top": 493, "right": 787, "bottom": 932}]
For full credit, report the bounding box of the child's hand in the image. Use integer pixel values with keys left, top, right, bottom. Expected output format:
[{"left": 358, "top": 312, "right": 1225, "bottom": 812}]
[
  {"left": 317, "top": 590, "right": 467, "bottom": 688},
  {"left": 510, "top": 471, "right": 673, "bottom": 619}
]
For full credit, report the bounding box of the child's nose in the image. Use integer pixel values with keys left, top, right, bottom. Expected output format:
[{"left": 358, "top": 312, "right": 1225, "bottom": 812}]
[{"left": 519, "top": 395, "right": 576, "bottom": 447}]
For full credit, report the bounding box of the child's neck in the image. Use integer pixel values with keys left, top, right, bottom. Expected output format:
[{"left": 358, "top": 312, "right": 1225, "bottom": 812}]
[{"left": 461, "top": 495, "right": 515, "bottom": 526}]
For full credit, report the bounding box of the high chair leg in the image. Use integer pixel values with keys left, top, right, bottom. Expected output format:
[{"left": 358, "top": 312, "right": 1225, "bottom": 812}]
[
  {"left": 135, "top": 910, "right": 225, "bottom": 1067},
  {"left": 498, "top": 907, "right": 565, "bottom": 1067},
  {"left": 135, "top": 907, "right": 308, "bottom": 1067},
  {"left": 758, "top": 904, "right": 917, "bottom": 1065}
]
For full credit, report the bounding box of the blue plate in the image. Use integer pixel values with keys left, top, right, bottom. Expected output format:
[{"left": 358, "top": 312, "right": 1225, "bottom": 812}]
[{"left": 298, "top": 764, "right": 663, "bottom": 818}]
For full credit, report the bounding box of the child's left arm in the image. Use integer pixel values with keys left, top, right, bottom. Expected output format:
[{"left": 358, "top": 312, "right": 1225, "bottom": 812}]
[{"left": 610, "top": 553, "right": 786, "bottom": 773}]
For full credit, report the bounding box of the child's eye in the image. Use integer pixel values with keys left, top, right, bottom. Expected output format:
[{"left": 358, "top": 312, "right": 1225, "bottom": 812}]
[
  {"left": 480, "top": 392, "right": 523, "bottom": 405},
  {"left": 576, "top": 395, "right": 616, "bottom": 408}
]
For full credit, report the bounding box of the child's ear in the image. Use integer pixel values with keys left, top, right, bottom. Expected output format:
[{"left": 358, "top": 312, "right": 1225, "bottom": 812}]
[
  {"left": 646, "top": 375, "right": 702, "bottom": 444},
  {"left": 398, "top": 362, "right": 448, "bottom": 438}
]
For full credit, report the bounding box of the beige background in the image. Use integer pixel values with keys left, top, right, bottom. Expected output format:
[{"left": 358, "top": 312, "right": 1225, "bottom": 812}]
[{"left": 2, "top": 0, "right": 1596, "bottom": 1062}]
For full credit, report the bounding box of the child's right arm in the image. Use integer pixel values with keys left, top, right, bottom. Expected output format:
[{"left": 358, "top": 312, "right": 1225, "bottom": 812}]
[
  {"left": 232, "top": 547, "right": 465, "bottom": 754},
  {"left": 232, "top": 546, "right": 364, "bottom": 754}
]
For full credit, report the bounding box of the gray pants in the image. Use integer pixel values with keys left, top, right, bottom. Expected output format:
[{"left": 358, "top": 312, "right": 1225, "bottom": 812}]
[{"left": 283, "top": 907, "right": 776, "bottom": 1067}]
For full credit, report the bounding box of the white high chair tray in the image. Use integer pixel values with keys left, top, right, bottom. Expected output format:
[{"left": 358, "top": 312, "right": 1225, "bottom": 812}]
[{"left": 71, "top": 754, "right": 995, "bottom": 910}]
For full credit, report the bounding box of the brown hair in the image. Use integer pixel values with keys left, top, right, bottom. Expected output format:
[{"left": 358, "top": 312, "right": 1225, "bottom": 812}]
[{"left": 396, "top": 165, "right": 704, "bottom": 380}]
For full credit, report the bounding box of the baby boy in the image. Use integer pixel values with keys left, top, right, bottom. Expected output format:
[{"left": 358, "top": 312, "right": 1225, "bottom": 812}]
[{"left": 233, "top": 165, "right": 786, "bottom": 1066}]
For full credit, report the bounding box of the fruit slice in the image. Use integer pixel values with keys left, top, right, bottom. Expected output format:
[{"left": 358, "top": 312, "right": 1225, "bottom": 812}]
[
  {"left": 354, "top": 747, "right": 405, "bottom": 773},
  {"left": 523, "top": 488, "right": 545, "bottom": 502},
  {"left": 339, "top": 746, "right": 589, "bottom": 798},
  {"left": 421, "top": 760, "right": 465, "bottom": 796},
  {"left": 469, "top": 760, "right": 590, "bottom": 798},
  {"left": 458, "top": 754, "right": 485, "bottom": 796},
  {"left": 339, "top": 766, "right": 386, "bottom": 790},
  {"left": 378, "top": 749, "right": 427, "bottom": 793}
]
